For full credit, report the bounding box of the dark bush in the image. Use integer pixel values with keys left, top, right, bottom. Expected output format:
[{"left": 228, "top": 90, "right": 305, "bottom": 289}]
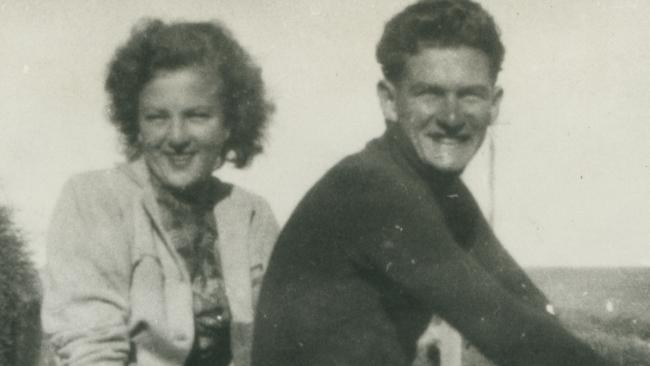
[{"left": 0, "top": 206, "right": 41, "bottom": 365}]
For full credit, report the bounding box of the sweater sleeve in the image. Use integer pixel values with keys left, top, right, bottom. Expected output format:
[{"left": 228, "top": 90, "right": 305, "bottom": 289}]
[
  {"left": 42, "top": 175, "right": 132, "bottom": 366},
  {"left": 343, "top": 171, "right": 611, "bottom": 366},
  {"left": 453, "top": 181, "right": 551, "bottom": 311}
]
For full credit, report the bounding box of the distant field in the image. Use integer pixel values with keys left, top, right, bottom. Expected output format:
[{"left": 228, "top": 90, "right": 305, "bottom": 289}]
[
  {"left": 528, "top": 267, "right": 650, "bottom": 321},
  {"left": 418, "top": 267, "right": 650, "bottom": 366},
  {"left": 528, "top": 267, "right": 650, "bottom": 366}
]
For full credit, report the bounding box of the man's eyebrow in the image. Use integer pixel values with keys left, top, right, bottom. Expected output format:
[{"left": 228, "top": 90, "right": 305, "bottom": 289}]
[
  {"left": 408, "top": 82, "right": 445, "bottom": 93},
  {"left": 457, "top": 85, "right": 491, "bottom": 95},
  {"left": 408, "top": 83, "right": 492, "bottom": 95}
]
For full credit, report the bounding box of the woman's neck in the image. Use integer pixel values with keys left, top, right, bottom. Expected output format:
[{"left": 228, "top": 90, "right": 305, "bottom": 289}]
[{"left": 148, "top": 171, "right": 219, "bottom": 210}]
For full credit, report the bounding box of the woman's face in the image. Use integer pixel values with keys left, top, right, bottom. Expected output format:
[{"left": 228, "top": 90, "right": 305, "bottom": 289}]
[{"left": 137, "top": 67, "right": 229, "bottom": 191}]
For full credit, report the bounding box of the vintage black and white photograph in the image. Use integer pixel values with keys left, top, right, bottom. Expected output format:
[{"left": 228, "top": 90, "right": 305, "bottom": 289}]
[{"left": 1, "top": 0, "right": 649, "bottom": 365}]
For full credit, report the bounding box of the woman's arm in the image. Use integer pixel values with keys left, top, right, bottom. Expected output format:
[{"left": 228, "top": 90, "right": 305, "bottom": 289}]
[{"left": 42, "top": 175, "right": 133, "bottom": 365}]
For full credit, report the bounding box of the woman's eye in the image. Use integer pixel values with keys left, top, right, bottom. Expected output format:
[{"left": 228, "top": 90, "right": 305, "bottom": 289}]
[{"left": 144, "top": 114, "right": 167, "bottom": 123}]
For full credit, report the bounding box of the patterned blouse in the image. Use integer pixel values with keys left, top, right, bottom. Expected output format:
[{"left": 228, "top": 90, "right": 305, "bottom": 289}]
[{"left": 152, "top": 175, "right": 233, "bottom": 366}]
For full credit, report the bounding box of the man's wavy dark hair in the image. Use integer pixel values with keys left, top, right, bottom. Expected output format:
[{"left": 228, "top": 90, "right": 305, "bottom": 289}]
[
  {"left": 376, "top": 0, "right": 505, "bottom": 83},
  {"left": 106, "top": 19, "right": 274, "bottom": 168}
]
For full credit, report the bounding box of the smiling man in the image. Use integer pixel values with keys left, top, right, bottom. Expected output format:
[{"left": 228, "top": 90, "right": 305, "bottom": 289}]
[{"left": 252, "top": 1, "right": 611, "bottom": 365}]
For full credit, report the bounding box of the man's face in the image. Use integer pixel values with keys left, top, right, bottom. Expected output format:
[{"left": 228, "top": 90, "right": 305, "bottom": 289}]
[{"left": 379, "top": 46, "right": 502, "bottom": 173}]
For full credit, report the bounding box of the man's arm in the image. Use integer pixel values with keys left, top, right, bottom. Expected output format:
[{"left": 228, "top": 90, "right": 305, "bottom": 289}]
[
  {"left": 342, "top": 169, "right": 610, "bottom": 366},
  {"left": 451, "top": 181, "right": 551, "bottom": 311}
]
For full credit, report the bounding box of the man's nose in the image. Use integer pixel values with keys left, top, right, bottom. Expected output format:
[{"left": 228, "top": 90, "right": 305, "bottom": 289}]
[
  {"left": 168, "top": 118, "right": 191, "bottom": 150},
  {"left": 437, "top": 95, "right": 464, "bottom": 135}
]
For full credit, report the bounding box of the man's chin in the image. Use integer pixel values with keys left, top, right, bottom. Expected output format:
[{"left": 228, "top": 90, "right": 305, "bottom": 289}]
[
  {"left": 429, "top": 148, "right": 478, "bottom": 173},
  {"left": 432, "top": 165, "right": 465, "bottom": 175},
  {"left": 423, "top": 155, "right": 469, "bottom": 174}
]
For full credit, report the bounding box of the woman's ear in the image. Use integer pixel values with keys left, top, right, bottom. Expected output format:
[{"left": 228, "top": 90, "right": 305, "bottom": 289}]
[
  {"left": 377, "top": 80, "right": 398, "bottom": 123},
  {"left": 219, "top": 129, "right": 233, "bottom": 165},
  {"left": 489, "top": 86, "right": 504, "bottom": 124}
]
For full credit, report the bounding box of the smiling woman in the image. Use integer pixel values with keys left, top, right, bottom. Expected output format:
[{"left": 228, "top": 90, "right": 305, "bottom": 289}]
[
  {"left": 41, "top": 19, "right": 278, "bottom": 366},
  {"left": 137, "top": 68, "right": 230, "bottom": 192}
]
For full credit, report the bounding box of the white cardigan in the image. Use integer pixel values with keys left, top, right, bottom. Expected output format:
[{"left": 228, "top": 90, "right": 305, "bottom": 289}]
[{"left": 42, "top": 159, "right": 279, "bottom": 366}]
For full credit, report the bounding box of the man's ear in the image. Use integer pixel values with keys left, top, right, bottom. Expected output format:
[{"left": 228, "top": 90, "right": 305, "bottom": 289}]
[
  {"left": 489, "top": 86, "right": 504, "bottom": 124},
  {"left": 377, "top": 80, "right": 398, "bottom": 123}
]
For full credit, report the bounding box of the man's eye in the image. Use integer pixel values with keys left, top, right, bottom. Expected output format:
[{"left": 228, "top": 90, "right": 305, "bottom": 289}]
[
  {"left": 461, "top": 94, "right": 482, "bottom": 101},
  {"left": 187, "top": 112, "right": 211, "bottom": 121},
  {"left": 417, "top": 89, "right": 444, "bottom": 97},
  {"left": 459, "top": 90, "right": 489, "bottom": 101}
]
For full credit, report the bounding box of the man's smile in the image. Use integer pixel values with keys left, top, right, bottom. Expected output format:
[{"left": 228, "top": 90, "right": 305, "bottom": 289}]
[{"left": 426, "top": 132, "right": 471, "bottom": 145}]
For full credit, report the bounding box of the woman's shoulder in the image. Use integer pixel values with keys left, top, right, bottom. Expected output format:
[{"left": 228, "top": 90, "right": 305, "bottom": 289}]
[
  {"left": 65, "top": 162, "right": 146, "bottom": 196},
  {"left": 55, "top": 163, "right": 144, "bottom": 218},
  {"left": 218, "top": 182, "right": 273, "bottom": 217},
  {"left": 229, "top": 184, "right": 268, "bottom": 205}
]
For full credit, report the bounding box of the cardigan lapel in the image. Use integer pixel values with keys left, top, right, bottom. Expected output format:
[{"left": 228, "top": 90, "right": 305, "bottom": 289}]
[
  {"left": 119, "top": 159, "right": 190, "bottom": 281},
  {"left": 120, "top": 158, "right": 255, "bottom": 322},
  {"left": 214, "top": 190, "right": 255, "bottom": 324}
]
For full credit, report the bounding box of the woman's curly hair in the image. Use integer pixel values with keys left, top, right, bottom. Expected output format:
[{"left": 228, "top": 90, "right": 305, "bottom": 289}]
[{"left": 105, "top": 19, "right": 273, "bottom": 168}]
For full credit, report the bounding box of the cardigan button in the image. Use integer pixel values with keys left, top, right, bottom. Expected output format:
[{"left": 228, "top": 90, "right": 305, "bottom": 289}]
[{"left": 174, "top": 333, "right": 188, "bottom": 342}]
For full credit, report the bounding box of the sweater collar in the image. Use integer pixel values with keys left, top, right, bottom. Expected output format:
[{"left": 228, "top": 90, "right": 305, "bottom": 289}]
[{"left": 380, "top": 123, "right": 461, "bottom": 191}]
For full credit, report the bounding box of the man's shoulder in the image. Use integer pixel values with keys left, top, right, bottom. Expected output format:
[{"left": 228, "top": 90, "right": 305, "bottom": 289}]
[
  {"left": 285, "top": 139, "right": 427, "bottom": 227},
  {"left": 327, "top": 138, "right": 404, "bottom": 185}
]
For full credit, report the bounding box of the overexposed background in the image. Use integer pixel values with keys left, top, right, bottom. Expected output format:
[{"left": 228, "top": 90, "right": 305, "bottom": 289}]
[{"left": 1, "top": 0, "right": 649, "bottom": 267}]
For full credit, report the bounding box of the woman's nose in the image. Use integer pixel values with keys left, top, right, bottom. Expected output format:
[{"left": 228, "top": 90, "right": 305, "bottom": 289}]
[{"left": 167, "top": 118, "right": 191, "bottom": 150}]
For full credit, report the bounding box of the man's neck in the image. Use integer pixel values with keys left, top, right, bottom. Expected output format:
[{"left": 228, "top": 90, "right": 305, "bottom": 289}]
[{"left": 383, "top": 123, "right": 460, "bottom": 189}]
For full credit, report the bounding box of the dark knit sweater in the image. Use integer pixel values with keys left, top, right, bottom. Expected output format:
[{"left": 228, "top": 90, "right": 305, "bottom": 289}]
[{"left": 252, "top": 126, "right": 611, "bottom": 366}]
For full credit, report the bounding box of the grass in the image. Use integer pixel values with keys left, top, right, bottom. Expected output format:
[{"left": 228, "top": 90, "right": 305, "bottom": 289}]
[
  {"left": 561, "top": 310, "right": 650, "bottom": 366},
  {"left": 453, "top": 310, "right": 650, "bottom": 366},
  {"left": 413, "top": 265, "right": 650, "bottom": 366}
]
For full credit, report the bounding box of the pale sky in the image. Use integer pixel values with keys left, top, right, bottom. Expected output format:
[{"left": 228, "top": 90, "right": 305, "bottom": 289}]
[{"left": 1, "top": 0, "right": 649, "bottom": 267}]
